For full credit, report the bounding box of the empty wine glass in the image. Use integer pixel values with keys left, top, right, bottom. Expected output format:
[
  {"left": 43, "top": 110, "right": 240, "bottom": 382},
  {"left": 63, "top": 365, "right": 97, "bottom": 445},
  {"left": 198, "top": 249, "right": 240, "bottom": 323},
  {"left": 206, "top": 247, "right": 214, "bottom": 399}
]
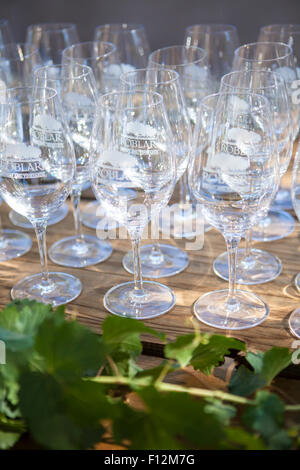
[
  {"left": 0, "top": 86, "right": 81, "bottom": 304},
  {"left": 259, "top": 24, "right": 300, "bottom": 78},
  {"left": 189, "top": 92, "right": 279, "bottom": 329},
  {"left": 289, "top": 145, "right": 300, "bottom": 338},
  {"left": 0, "top": 43, "right": 69, "bottom": 228},
  {"left": 148, "top": 45, "right": 210, "bottom": 238},
  {"left": 26, "top": 23, "right": 79, "bottom": 65},
  {"left": 0, "top": 19, "right": 13, "bottom": 46},
  {"left": 33, "top": 64, "right": 113, "bottom": 267},
  {"left": 233, "top": 41, "right": 299, "bottom": 241},
  {"left": 184, "top": 24, "right": 240, "bottom": 91},
  {"left": 90, "top": 90, "right": 177, "bottom": 318},
  {"left": 62, "top": 40, "right": 122, "bottom": 232},
  {"left": 120, "top": 68, "right": 191, "bottom": 278},
  {"left": 94, "top": 23, "right": 150, "bottom": 70},
  {"left": 213, "top": 69, "right": 292, "bottom": 284}
]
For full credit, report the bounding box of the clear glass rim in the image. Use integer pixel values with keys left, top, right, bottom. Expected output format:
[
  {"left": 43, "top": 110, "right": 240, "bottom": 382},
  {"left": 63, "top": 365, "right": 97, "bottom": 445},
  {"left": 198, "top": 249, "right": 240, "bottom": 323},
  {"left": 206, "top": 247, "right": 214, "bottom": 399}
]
[
  {"left": 0, "top": 42, "right": 40, "bottom": 61},
  {"left": 199, "top": 91, "right": 270, "bottom": 113},
  {"left": 3, "top": 85, "right": 58, "bottom": 105},
  {"left": 260, "top": 24, "right": 300, "bottom": 35},
  {"left": 34, "top": 63, "right": 94, "bottom": 81},
  {"left": 234, "top": 41, "right": 293, "bottom": 62},
  {"left": 27, "top": 22, "right": 78, "bottom": 33},
  {"left": 95, "top": 23, "right": 145, "bottom": 34},
  {"left": 221, "top": 69, "right": 285, "bottom": 90},
  {"left": 120, "top": 68, "right": 180, "bottom": 86},
  {"left": 62, "top": 40, "right": 117, "bottom": 60},
  {"left": 149, "top": 45, "right": 207, "bottom": 67},
  {"left": 185, "top": 23, "right": 238, "bottom": 35},
  {"left": 98, "top": 90, "right": 164, "bottom": 110}
]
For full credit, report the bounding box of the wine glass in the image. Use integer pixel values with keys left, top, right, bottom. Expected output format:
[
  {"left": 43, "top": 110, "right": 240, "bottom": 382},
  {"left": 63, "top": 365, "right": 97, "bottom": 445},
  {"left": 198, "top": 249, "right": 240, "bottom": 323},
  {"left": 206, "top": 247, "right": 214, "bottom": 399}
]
[
  {"left": 184, "top": 24, "right": 240, "bottom": 91},
  {"left": 189, "top": 92, "right": 279, "bottom": 329},
  {"left": 120, "top": 68, "right": 191, "bottom": 278},
  {"left": 289, "top": 145, "right": 300, "bottom": 338},
  {"left": 94, "top": 23, "right": 150, "bottom": 70},
  {"left": 258, "top": 25, "right": 300, "bottom": 208},
  {"left": 0, "top": 43, "right": 69, "bottom": 229},
  {"left": 233, "top": 41, "right": 299, "bottom": 241},
  {"left": 0, "top": 19, "right": 13, "bottom": 46},
  {"left": 148, "top": 45, "right": 211, "bottom": 238},
  {"left": 0, "top": 86, "right": 81, "bottom": 305},
  {"left": 62, "top": 40, "right": 122, "bottom": 232},
  {"left": 213, "top": 69, "right": 292, "bottom": 284},
  {"left": 90, "top": 90, "right": 177, "bottom": 318},
  {"left": 26, "top": 23, "right": 79, "bottom": 65},
  {"left": 33, "top": 64, "right": 113, "bottom": 268}
]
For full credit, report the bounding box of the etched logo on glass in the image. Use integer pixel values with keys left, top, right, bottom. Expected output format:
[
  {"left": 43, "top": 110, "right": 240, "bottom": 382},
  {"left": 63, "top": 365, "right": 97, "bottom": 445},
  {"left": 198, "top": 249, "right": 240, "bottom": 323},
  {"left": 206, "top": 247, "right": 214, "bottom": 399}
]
[
  {"left": 0, "top": 143, "right": 46, "bottom": 179},
  {"left": 31, "top": 113, "right": 64, "bottom": 149}
]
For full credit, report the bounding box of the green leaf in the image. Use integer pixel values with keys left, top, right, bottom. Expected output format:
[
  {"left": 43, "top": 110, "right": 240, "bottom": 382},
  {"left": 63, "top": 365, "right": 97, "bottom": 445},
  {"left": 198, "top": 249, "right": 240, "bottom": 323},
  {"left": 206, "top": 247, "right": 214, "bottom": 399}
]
[
  {"left": 229, "top": 365, "right": 266, "bottom": 397},
  {"left": 242, "top": 390, "right": 292, "bottom": 450},
  {"left": 164, "top": 334, "right": 202, "bottom": 367},
  {"left": 0, "top": 430, "right": 20, "bottom": 449},
  {"left": 165, "top": 333, "right": 245, "bottom": 374},
  {"left": 247, "top": 348, "right": 292, "bottom": 385},
  {"left": 34, "top": 316, "right": 106, "bottom": 381},
  {"left": 229, "top": 348, "right": 292, "bottom": 397},
  {"left": 114, "top": 387, "right": 224, "bottom": 449},
  {"left": 102, "top": 316, "right": 165, "bottom": 378},
  {"left": 204, "top": 398, "right": 236, "bottom": 426},
  {"left": 19, "top": 371, "right": 111, "bottom": 450},
  {"left": 224, "top": 427, "right": 266, "bottom": 450},
  {"left": 0, "top": 300, "right": 55, "bottom": 351}
]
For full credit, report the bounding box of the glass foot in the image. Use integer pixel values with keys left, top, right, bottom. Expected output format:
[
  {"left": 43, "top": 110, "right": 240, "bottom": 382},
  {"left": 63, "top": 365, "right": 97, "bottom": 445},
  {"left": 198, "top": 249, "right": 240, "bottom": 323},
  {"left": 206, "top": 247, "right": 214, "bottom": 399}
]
[
  {"left": 104, "top": 280, "right": 175, "bottom": 319},
  {"left": 11, "top": 272, "right": 82, "bottom": 306},
  {"left": 9, "top": 204, "right": 68, "bottom": 229},
  {"left": 252, "top": 210, "right": 295, "bottom": 242},
  {"left": 193, "top": 289, "right": 269, "bottom": 330},
  {"left": 272, "top": 188, "right": 293, "bottom": 211},
  {"left": 81, "top": 201, "right": 119, "bottom": 230},
  {"left": 289, "top": 308, "right": 300, "bottom": 339},
  {"left": 213, "top": 248, "right": 282, "bottom": 285},
  {"left": 0, "top": 229, "right": 32, "bottom": 261},
  {"left": 49, "top": 234, "right": 112, "bottom": 267},
  {"left": 122, "top": 243, "right": 189, "bottom": 278}
]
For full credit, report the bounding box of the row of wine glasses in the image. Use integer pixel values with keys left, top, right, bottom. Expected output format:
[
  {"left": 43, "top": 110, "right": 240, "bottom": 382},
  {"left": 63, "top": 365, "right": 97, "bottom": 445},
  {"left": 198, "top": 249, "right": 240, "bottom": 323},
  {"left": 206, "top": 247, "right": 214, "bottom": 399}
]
[{"left": 0, "top": 19, "right": 300, "bottom": 338}]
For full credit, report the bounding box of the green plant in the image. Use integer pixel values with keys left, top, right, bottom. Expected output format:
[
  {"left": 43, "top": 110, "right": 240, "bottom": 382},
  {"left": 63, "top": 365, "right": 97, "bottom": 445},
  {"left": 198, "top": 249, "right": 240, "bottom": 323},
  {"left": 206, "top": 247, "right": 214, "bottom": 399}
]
[{"left": 0, "top": 299, "right": 299, "bottom": 450}]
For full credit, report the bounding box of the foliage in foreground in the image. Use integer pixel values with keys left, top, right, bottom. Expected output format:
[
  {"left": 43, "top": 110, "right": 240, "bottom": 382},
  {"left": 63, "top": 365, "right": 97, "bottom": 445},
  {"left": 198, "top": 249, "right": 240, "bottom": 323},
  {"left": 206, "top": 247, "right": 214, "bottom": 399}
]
[{"left": 0, "top": 299, "right": 299, "bottom": 450}]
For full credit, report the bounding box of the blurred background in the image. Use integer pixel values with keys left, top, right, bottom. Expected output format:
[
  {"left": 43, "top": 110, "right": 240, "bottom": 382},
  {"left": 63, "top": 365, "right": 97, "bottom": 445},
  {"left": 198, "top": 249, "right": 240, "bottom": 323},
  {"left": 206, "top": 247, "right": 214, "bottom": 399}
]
[{"left": 1, "top": 0, "right": 300, "bottom": 50}]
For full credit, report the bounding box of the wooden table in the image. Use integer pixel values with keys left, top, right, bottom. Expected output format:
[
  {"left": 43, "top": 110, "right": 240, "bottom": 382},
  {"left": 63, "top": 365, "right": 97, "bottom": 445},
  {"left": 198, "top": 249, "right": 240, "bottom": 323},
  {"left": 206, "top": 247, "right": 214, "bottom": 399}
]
[{"left": 1, "top": 186, "right": 300, "bottom": 357}]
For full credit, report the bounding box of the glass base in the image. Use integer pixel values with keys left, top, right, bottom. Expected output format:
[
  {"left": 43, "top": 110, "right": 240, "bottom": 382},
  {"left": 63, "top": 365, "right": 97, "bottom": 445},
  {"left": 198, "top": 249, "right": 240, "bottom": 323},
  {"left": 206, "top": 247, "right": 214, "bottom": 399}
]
[
  {"left": 122, "top": 243, "right": 189, "bottom": 278},
  {"left": 11, "top": 272, "right": 82, "bottom": 306},
  {"left": 81, "top": 201, "right": 119, "bottom": 230},
  {"left": 213, "top": 248, "right": 282, "bottom": 285},
  {"left": 289, "top": 308, "right": 300, "bottom": 339},
  {"left": 9, "top": 204, "right": 68, "bottom": 229},
  {"left": 252, "top": 210, "right": 295, "bottom": 242},
  {"left": 272, "top": 188, "right": 293, "bottom": 211},
  {"left": 159, "top": 204, "right": 208, "bottom": 239},
  {"left": 104, "top": 280, "right": 175, "bottom": 319},
  {"left": 0, "top": 229, "right": 32, "bottom": 261},
  {"left": 193, "top": 289, "right": 269, "bottom": 330},
  {"left": 48, "top": 234, "right": 112, "bottom": 268}
]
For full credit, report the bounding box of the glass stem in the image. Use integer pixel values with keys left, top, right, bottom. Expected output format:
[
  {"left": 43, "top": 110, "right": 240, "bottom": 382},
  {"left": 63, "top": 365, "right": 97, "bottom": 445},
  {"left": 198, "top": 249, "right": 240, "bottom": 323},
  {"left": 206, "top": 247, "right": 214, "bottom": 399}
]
[
  {"left": 71, "top": 188, "right": 83, "bottom": 243},
  {"left": 225, "top": 236, "right": 240, "bottom": 311},
  {"left": 34, "top": 222, "right": 49, "bottom": 287},
  {"left": 149, "top": 242, "right": 165, "bottom": 265},
  {"left": 179, "top": 172, "right": 191, "bottom": 209},
  {"left": 131, "top": 237, "right": 144, "bottom": 296},
  {"left": 244, "top": 229, "right": 252, "bottom": 259}
]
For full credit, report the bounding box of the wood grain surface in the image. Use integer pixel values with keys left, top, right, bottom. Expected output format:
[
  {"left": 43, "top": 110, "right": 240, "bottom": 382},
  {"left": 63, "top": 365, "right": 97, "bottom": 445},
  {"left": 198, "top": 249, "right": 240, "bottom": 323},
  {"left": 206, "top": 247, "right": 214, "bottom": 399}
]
[{"left": 1, "top": 171, "right": 300, "bottom": 354}]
